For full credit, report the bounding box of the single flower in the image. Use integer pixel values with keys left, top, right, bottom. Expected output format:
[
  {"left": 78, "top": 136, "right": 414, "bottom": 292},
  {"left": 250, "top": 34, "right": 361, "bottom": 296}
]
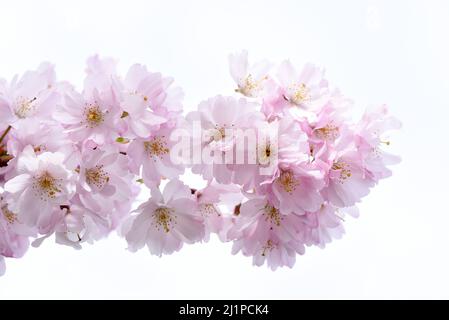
[
  {"left": 124, "top": 179, "right": 205, "bottom": 256},
  {"left": 4, "top": 145, "right": 75, "bottom": 227}
]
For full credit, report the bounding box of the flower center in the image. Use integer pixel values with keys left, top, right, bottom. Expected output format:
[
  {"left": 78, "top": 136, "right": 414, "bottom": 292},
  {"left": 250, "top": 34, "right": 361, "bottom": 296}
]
[
  {"left": 15, "top": 97, "right": 37, "bottom": 118},
  {"left": 152, "top": 207, "right": 175, "bottom": 233},
  {"left": 288, "top": 83, "right": 310, "bottom": 105},
  {"left": 209, "top": 125, "right": 227, "bottom": 142},
  {"left": 263, "top": 203, "right": 282, "bottom": 226},
  {"left": 277, "top": 170, "right": 299, "bottom": 193},
  {"left": 1, "top": 204, "right": 16, "bottom": 224},
  {"left": 332, "top": 160, "right": 352, "bottom": 183},
  {"left": 144, "top": 137, "right": 169, "bottom": 158},
  {"left": 314, "top": 124, "right": 340, "bottom": 141},
  {"left": 33, "top": 171, "right": 62, "bottom": 200},
  {"left": 85, "top": 165, "right": 109, "bottom": 189},
  {"left": 236, "top": 74, "right": 267, "bottom": 97},
  {"left": 84, "top": 105, "right": 104, "bottom": 128},
  {"left": 258, "top": 141, "right": 276, "bottom": 165},
  {"left": 265, "top": 145, "right": 271, "bottom": 157}
]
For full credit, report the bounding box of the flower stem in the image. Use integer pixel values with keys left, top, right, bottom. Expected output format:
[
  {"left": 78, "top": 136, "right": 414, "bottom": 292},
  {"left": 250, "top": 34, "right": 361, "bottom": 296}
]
[{"left": 0, "top": 125, "right": 12, "bottom": 145}]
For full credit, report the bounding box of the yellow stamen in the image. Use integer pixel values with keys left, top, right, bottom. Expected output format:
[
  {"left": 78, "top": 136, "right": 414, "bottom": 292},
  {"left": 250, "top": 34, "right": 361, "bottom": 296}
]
[
  {"left": 85, "top": 165, "right": 109, "bottom": 189},
  {"left": 288, "top": 83, "right": 310, "bottom": 105},
  {"left": 84, "top": 105, "right": 104, "bottom": 128},
  {"left": 152, "top": 207, "right": 175, "bottom": 233},
  {"left": 144, "top": 136, "right": 169, "bottom": 158},
  {"left": 33, "top": 171, "right": 62, "bottom": 200},
  {"left": 332, "top": 160, "right": 352, "bottom": 183},
  {"left": 15, "top": 97, "right": 37, "bottom": 118},
  {"left": 277, "top": 170, "right": 299, "bottom": 193},
  {"left": 263, "top": 203, "right": 282, "bottom": 227},
  {"left": 314, "top": 124, "right": 340, "bottom": 141},
  {"left": 209, "top": 125, "right": 227, "bottom": 142},
  {"left": 235, "top": 74, "right": 268, "bottom": 97}
]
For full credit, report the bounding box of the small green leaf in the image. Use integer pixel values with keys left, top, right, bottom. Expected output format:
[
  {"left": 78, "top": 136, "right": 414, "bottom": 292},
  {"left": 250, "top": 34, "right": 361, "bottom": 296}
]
[{"left": 116, "top": 137, "right": 130, "bottom": 144}]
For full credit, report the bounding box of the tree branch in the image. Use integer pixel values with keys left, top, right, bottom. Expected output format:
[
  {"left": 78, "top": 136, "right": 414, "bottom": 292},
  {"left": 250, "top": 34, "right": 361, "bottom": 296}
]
[{"left": 0, "top": 125, "right": 12, "bottom": 145}]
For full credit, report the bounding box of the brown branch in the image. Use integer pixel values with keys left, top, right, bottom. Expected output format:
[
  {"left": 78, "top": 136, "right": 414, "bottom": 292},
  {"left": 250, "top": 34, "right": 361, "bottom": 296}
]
[
  {"left": 0, "top": 155, "right": 13, "bottom": 167},
  {"left": 0, "top": 125, "right": 12, "bottom": 145}
]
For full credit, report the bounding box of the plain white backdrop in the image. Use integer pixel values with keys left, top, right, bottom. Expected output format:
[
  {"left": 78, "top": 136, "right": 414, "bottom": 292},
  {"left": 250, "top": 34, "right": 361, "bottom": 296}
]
[{"left": 0, "top": 0, "right": 448, "bottom": 299}]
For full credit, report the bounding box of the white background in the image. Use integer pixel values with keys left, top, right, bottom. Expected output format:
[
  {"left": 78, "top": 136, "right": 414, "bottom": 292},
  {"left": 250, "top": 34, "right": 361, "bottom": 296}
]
[{"left": 0, "top": 0, "right": 448, "bottom": 299}]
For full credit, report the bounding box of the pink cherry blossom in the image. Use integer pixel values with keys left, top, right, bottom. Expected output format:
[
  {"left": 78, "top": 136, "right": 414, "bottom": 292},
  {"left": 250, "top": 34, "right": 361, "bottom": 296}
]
[
  {"left": 188, "top": 95, "right": 265, "bottom": 183},
  {"left": 321, "top": 147, "right": 376, "bottom": 208},
  {"left": 261, "top": 162, "right": 324, "bottom": 215},
  {"left": 124, "top": 179, "right": 204, "bottom": 256},
  {"left": 308, "top": 95, "right": 352, "bottom": 145},
  {"left": 121, "top": 63, "right": 184, "bottom": 125},
  {"left": 76, "top": 146, "right": 136, "bottom": 225},
  {"left": 0, "top": 53, "right": 400, "bottom": 275},
  {"left": 77, "top": 146, "right": 129, "bottom": 198},
  {"left": 52, "top": 200, "right": 116, "bottom": 249},
  {"left": 277, "top": 60, "right": 329, "bottom": 110},
  {"left": 6, "top": 118, "right": 71, "bottom": 158},
  {"left": 302, "top": 203, "right": 359, "bottom": 248},
  {"left": 83, "top": 55, "right": 119, "bottom": 98},
  {"left": 127, "top": 124, "right": 185, "bottom": 187},
  {"left": 0, "top": 192, "right": 35, "bottom": 275},
  {"left": 4, "top": 145, "right": 76, "bottom": 227},
  {"left": 230, "top": 113, "right": 309, "bottom": 190},
  {"left": 193, "top": 181, "right": 243, "bottom": 242},
  {"left": 54, "top": 86, "right": 121, "bottom": 146},
  {"left": 355, "top": 104, "right": 402, "bottom": 180},
  {"left": 120, "top": 64, "right": 175, "bottom": 138},
  {"left": 229, "top": 196, "right": 307, "bottom": 270},
  {"left": 229, "top": 50, "right": 273, "bottom": 98},
  {"left": 0, "top": 63, "right": 58, "bottom": 126}
]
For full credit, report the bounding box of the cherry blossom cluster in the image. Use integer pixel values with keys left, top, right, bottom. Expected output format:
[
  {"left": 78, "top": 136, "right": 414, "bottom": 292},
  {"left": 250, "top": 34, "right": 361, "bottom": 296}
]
[{"left": 0, "top": 53, "right": 400, "bottom": 275}]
